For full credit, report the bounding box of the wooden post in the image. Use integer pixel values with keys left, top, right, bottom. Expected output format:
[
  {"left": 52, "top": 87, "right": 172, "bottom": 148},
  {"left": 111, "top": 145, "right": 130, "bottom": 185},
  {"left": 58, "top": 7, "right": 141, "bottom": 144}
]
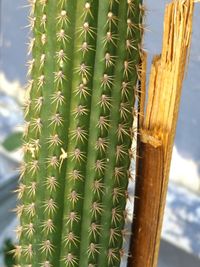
[
  {"left": 129, "top": 132, "right": 164, "bottom": 267},
  {"left": 128, "top": 1, "right": 195, "bottom": 266}
]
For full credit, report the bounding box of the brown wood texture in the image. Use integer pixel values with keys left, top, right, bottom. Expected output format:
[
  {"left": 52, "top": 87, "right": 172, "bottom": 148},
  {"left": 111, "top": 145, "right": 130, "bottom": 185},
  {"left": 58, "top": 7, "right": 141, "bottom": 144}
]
[
  {"left": 128, "top": 1, "right": 195, "bottom": 267},
  {"left": 128, "top": 133, "right": 164, "bottom": 267}
]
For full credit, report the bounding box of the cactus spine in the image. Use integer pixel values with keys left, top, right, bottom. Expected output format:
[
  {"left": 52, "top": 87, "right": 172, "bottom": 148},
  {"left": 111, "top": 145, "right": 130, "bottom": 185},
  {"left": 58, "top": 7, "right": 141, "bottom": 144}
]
[{"left": 15, "top": 0, "right": 143, "bottom": 266}]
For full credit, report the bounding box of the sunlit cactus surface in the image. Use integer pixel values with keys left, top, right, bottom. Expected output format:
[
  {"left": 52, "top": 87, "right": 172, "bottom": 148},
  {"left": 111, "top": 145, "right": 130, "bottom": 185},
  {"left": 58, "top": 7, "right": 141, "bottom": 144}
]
[{"left": 14, "top": 0, "right": 143, "bottom": 266}]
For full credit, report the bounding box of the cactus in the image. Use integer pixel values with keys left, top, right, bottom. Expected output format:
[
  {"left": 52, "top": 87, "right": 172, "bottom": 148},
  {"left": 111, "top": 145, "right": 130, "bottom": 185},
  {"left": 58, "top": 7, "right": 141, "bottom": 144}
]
[{"left": 15, "top": 0, "right": 143, "bottom": 266}]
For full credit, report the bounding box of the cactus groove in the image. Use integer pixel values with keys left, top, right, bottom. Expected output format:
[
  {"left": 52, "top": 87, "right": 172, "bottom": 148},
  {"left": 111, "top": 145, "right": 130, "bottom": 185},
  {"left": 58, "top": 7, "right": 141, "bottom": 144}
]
[{"left": 15, "top": 0, "right": 143, "bottom": 266}]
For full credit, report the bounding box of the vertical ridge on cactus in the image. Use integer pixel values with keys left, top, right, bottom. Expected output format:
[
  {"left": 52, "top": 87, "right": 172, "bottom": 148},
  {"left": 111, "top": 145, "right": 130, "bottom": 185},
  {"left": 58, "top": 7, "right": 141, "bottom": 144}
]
[
  {"left": 97, "top": 1, "right": 142, "bottom": 266},
  {"left": 16, "top": 0, "right": 142, "bottom": 266}
]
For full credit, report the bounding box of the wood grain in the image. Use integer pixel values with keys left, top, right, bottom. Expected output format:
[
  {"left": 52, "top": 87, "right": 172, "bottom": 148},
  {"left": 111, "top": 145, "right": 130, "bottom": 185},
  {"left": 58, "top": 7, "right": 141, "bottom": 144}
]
[
  {"left": 128, "top": 132, "right": 164, "bottom": 267},
  {"left": 128, "top": 1, "right": 195, "bottom": 266}
]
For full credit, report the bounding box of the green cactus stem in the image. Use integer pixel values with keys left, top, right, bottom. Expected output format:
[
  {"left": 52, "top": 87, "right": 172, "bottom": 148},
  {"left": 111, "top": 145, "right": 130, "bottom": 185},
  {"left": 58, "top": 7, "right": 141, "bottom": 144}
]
[{"left": 15, "top": 0, "right": 143, "bottom": 266}]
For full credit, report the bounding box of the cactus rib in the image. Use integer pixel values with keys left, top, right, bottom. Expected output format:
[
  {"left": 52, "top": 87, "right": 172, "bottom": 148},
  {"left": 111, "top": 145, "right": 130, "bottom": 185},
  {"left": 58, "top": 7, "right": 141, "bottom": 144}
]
[{"left": 16, "top": 1, "right": 142, "bottom": 266}]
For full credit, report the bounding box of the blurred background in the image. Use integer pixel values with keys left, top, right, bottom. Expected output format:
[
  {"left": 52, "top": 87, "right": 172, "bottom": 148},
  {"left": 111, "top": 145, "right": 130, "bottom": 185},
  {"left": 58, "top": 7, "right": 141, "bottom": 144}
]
[{"left": 0, "top": 0, "right": 199, "bottom": 266}]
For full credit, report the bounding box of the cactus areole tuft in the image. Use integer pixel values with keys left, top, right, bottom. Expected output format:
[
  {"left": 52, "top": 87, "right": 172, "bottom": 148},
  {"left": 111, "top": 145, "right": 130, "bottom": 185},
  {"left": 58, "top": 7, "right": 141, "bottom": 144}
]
[{"left": 16, "top": 0, "right": 143, "bottom": 266}]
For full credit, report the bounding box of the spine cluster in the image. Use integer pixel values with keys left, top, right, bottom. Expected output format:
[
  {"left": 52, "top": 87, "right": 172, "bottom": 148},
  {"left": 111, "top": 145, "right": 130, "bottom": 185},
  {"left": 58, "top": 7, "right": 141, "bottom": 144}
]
[{"left": 15, "top": 0, "right": 143, "bottom": 266}]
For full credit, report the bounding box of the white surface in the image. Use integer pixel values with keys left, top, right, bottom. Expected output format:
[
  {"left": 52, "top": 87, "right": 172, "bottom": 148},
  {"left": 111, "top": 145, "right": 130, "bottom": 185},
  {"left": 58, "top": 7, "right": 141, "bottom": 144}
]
[{"left": 163, "top": 182, "right": 200, "bottom": 258}]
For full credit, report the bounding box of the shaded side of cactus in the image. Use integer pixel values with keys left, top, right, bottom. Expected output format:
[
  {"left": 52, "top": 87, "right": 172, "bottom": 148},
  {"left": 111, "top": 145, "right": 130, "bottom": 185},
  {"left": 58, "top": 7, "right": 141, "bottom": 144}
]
[
  {"left": 15, "top": 0, "right": 143, "bottom": 266},
  {"left": 3, "top": 239, "right": 16, "bottom": 267}
]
